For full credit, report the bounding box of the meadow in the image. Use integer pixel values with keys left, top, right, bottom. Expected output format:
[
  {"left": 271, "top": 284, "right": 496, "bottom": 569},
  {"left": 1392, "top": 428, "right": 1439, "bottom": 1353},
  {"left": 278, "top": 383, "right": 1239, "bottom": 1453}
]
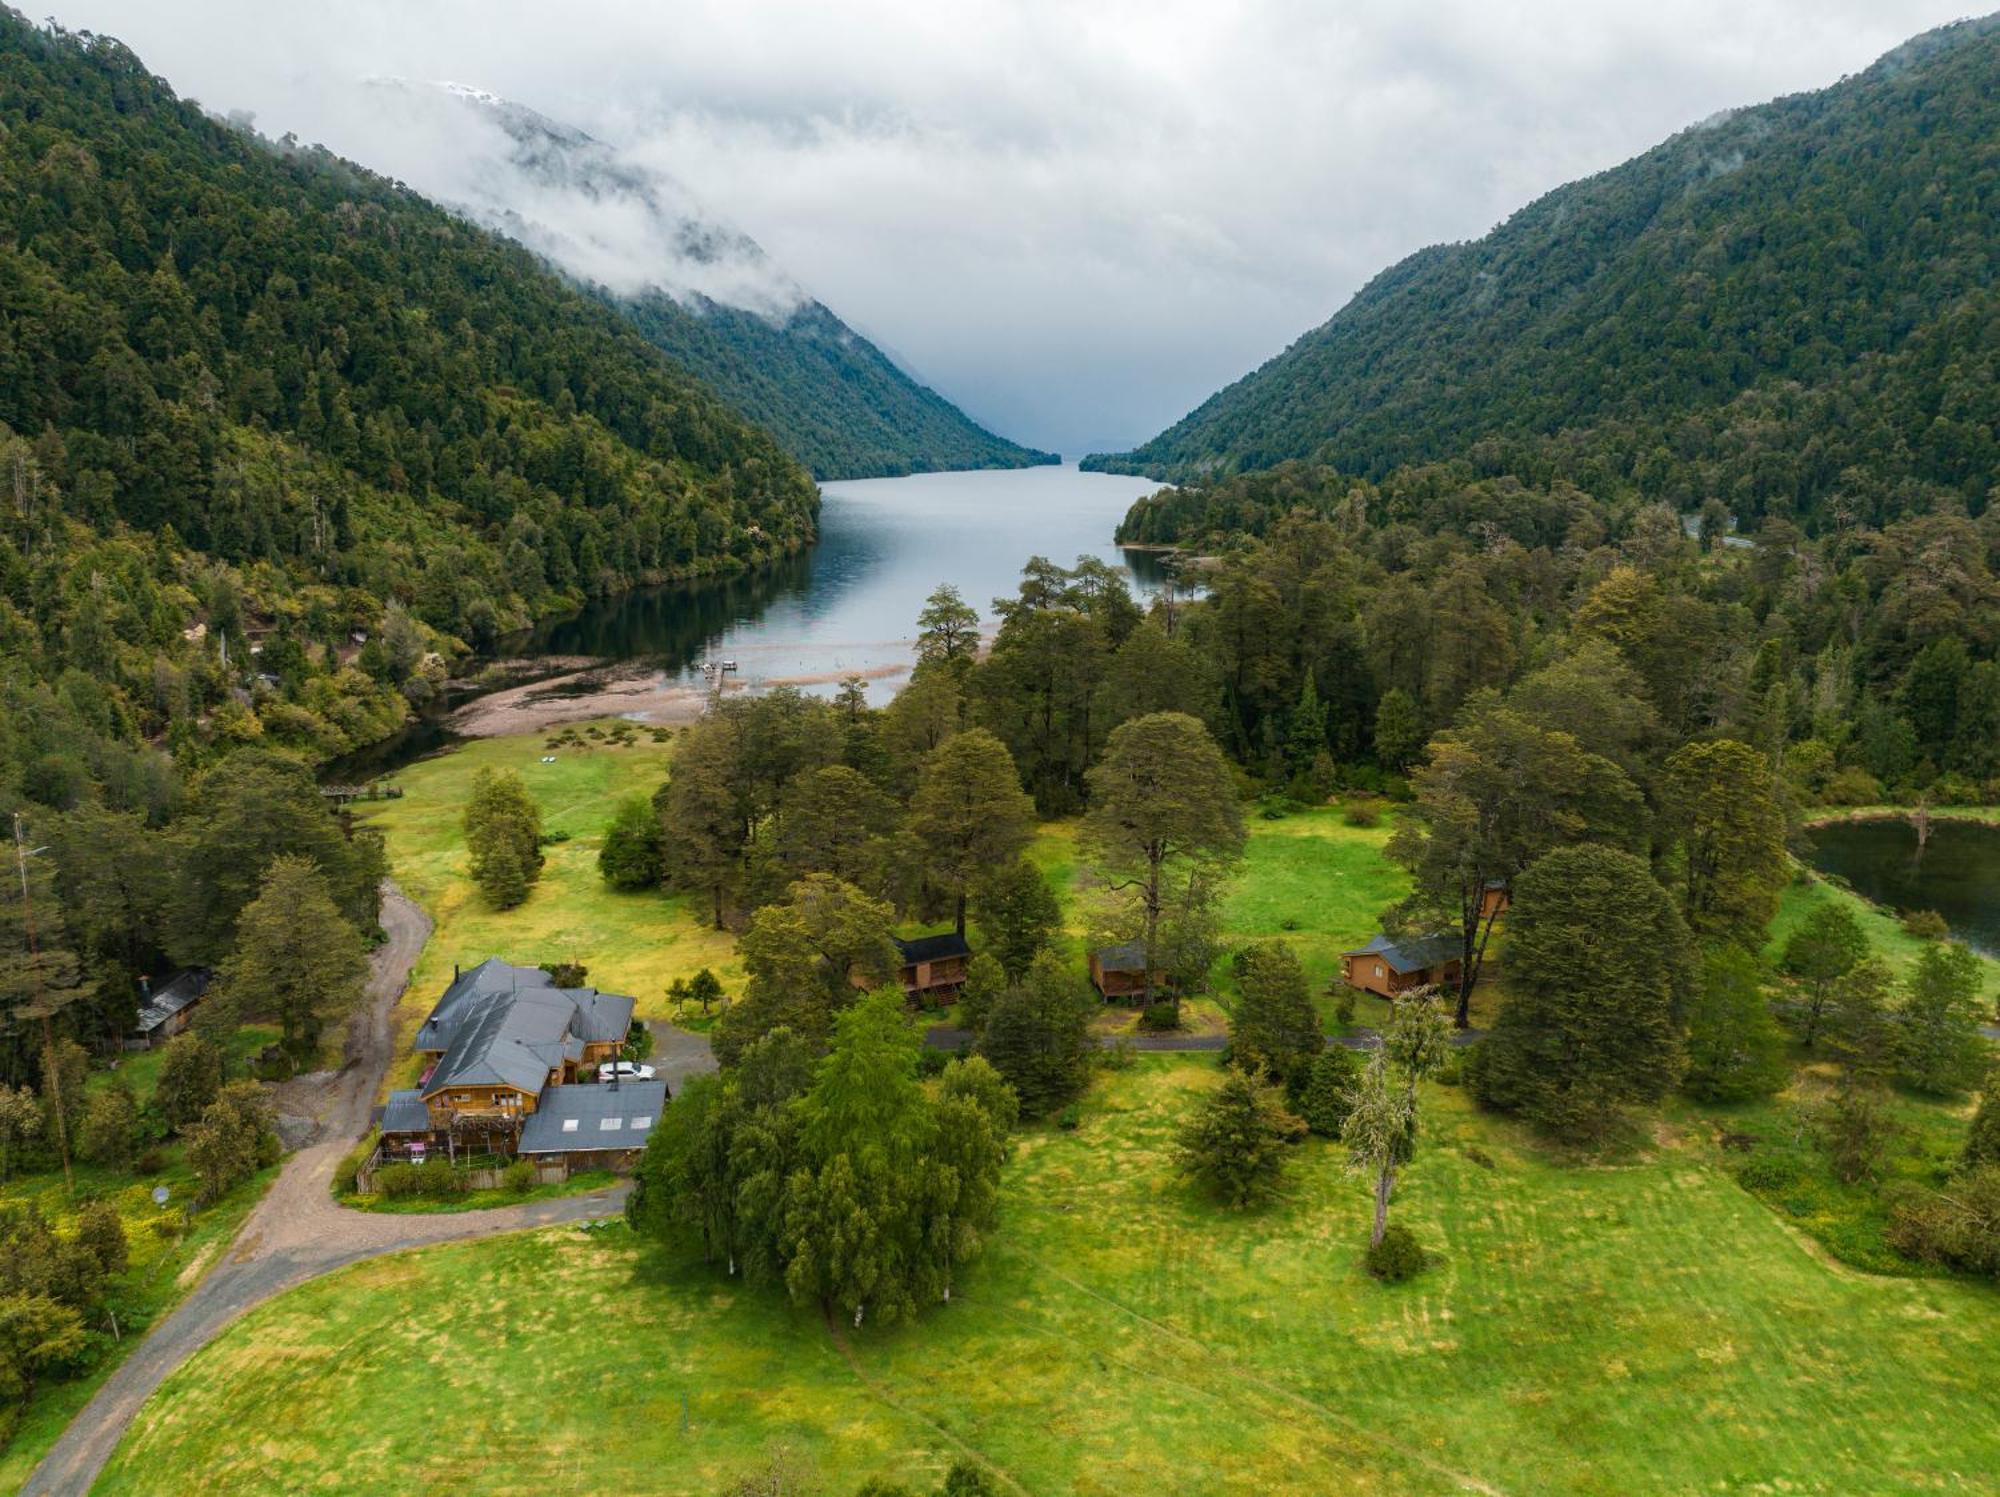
[
  {"left": 0, "top": 1031, "right": 278, "bottom": 1496},
  {"left": 98, "top": 1056, "right": 2000, "bottom": 1497},
  {"left": 355, "top": 727, "right": 1416, "bottom": 1066}
]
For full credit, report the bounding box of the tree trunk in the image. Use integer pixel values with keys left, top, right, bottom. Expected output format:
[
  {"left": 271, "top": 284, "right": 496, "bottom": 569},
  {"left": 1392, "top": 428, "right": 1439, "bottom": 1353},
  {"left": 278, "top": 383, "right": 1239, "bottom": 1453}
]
[
  {"left": 1142, "top": 851, "right": 1164, "bottom": 1014},
  {"left": 1371, "top": 1164, "right": 1396, "bottom": 1246},
  {"left": 711, "top": 881, "right": 724, "bottom": 931},
  {"left": 955, "top": 891, "right": 967, "bottom": 939}
]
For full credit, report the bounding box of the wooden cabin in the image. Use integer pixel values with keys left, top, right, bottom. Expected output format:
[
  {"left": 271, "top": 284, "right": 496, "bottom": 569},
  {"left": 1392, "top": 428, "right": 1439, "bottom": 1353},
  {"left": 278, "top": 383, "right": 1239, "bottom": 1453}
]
[
  {"left": 1089, "top": 941, "right": 1174, "bottom": 1001},
  {"left": 125, "top": 970, "right": 212, "bottom": 1050},
  {"left": 1339, "top": 933, "right": 1462, "bottom": 999},
  {"left": 894, "top": 932, "right": 972, "bottom": 1002}
]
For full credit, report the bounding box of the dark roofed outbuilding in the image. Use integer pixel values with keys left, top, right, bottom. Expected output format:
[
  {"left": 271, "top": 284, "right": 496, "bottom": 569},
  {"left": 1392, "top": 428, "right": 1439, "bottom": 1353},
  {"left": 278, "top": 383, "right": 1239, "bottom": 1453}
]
[
  {"left": 126, "top": 970, "right": 212, "bottom": 1049},
  {"left": 1340, "top": 932, "right": 1463, "bottom": 999},
  {"left": 892, "top": 931, "right": 971, "bottom": 1003}
]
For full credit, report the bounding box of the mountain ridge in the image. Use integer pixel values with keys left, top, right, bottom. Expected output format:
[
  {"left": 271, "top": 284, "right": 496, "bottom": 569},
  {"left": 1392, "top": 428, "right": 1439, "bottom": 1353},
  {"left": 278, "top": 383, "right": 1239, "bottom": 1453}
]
[
  {"left": 364, "top": 81, "right": 1056, "bottom": 480},
  {"left": 1085, "top": 14, "right": 2000, "bottom": 529}
]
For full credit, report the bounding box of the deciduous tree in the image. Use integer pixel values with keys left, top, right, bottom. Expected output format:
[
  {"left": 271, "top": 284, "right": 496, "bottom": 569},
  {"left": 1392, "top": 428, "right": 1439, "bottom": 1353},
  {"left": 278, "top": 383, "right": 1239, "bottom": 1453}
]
[
  {"left": 977, "top": 951, "right": 1097, "bottom": 1118},
  {"left": 598, "top": 795, "right": 665, "bottom": 891},
  {"left": 1782, "top": 900, "right": 1869, "bottom": 1047},
  {"left": 1342, "top": 991, "right": 1451, "bottom": 1244},
  {"left": 1662, "top": 738, "right": 1788, "bottom": 946},
  {"left": 1176, "top": 1065, "right": 1303, "bottom": 1209},
  {"left": 905, "top": 729, "right": 1035, "bottom": 936},
  {"left": 1229, "top": 940, "right": 1323, "bottom": 1086},
  {"left": 1898, "top": 942, "right": 1987, "bottom": 1096},
  {"left": 1081, "top": 713, "right": 1244, "bottom": 1018},
  {"left": 1682, "top": 946, "right": 1787, "bottom": 1103},
  {"left": 972, "top": 858, "right": 1061, "bottom": 982},
  {"left": 463, "top": 768, "right": 543, "bottom": 909}
]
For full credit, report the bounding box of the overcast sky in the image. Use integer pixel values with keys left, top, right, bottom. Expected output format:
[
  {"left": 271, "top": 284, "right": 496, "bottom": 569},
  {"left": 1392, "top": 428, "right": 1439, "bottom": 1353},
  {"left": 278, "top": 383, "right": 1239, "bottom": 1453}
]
[{"left": 46, "top": 0, "right": 1981, "bottom": 455}]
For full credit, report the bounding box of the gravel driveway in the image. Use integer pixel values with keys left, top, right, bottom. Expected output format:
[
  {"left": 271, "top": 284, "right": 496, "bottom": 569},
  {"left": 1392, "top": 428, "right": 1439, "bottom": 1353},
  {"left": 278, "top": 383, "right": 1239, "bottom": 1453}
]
[{"left": 23, "top": 884, "right": 632, "bottom": 1497}]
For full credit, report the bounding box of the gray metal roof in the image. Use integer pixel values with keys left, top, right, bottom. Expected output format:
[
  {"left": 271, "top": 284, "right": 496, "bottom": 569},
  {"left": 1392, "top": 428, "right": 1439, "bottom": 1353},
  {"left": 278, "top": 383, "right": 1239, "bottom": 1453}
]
[
  {"left": 133, "top": 970, "right": 211, "bottom": 1034},
  {"left": 378, "top": 1089, "right": 433, "bottom": 1135},
  {"left": 415, "top": 959, "right": 636, "bottom": 1101},
  {"left": 1345, "top": 932, "right": 1461, "bottom": 975},
  {"left": 1093, "top": 941, "right": 1155, "bottom": 973},
  {"left": 517, "top": 1079, "right": 668, "bottom": 1155}
]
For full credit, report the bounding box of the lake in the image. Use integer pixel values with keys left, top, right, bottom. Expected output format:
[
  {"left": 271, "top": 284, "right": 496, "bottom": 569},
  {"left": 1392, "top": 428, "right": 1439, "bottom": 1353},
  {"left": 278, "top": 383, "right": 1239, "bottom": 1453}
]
[
  {"left": 1806, "top": 817, "right": 2000, "bottom": 957},
  {"left": 329, "top": 463, "right": 1170, "bottom": 778}
]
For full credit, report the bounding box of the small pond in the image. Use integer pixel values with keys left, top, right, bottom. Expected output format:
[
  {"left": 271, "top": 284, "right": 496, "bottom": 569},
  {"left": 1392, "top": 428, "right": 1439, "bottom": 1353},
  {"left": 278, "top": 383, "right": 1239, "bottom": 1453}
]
[{"left": 1805, "top": 817, "right": 2000, "bottom": 957}]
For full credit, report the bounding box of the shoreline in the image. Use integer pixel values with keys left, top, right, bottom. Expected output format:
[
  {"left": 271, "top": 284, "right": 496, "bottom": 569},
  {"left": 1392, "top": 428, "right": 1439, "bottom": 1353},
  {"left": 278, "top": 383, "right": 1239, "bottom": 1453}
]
[{"left": 1799, "top": 804, "right": 2000, "bottom": 830}]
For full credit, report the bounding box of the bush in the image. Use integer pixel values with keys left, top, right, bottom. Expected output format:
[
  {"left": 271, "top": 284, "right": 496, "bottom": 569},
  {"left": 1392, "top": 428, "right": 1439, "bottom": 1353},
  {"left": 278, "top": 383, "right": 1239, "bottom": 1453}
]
[
  {"left": 335, "top": 1133, "right": 377, "bottom": 1195},
  {"left": 375, "top": 1161, "right": 472, "bottom": 1199},
  {"left": 1175, "top": 1067, "right": 1303, "bottom": 1208},
  {"left": 1138, "top": 1001, "right": 1180, "bottom": 1033},
  {"left": 1901, "top": 909, "right": 1950, "bottom": 940},
  {"left": 1056, "top": 1104, "right": 1081, "bottom": 1131},
  {"left": 1340, "top": 797, "right": 1382, "bottom": 828},
  {"left": 1364, "top": 1224, "right": 1427, "bottom": 1282},
  {"left": 1822, "top": 767, "right": 1881, "bottom": 806},
  {"left": 133, "top": 1147, "right": 167, "bottom": 1176},
  {"left": 1433, "top": 1053, "right": 1463, "bottom": 1087},
  {"left": 1332, "top": 986, "right": 1357, "bottom": 1027},
  {"left": 1294, "top": 1048, "right": 1362, "bottom": 1137},
  {"left": 1734, "top": 1150, "right": 1805, "bottom": 1193},
  {"left": 1100, "top": 1035, "right": 1137, "bottom": 1071},
  {"left": 502, "top": 1159, "right": 537, "bottom": 1194},
  {"left": 1887, "top": 1166, "right": 2000, "bottom": 1276}
]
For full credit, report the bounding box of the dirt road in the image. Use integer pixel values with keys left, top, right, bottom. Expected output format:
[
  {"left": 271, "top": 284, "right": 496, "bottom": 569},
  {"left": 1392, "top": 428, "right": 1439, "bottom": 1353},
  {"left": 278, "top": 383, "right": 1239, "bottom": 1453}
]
[{"left": 21, "top": 885, "right": 630, "bottom": 1497}]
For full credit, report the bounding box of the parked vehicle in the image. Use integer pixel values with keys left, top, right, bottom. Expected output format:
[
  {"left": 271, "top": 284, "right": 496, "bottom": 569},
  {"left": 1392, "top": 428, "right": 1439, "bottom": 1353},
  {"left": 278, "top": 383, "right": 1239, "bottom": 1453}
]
[{"left": 598, "top": 1061, "right": 656, "bottom": 1083}]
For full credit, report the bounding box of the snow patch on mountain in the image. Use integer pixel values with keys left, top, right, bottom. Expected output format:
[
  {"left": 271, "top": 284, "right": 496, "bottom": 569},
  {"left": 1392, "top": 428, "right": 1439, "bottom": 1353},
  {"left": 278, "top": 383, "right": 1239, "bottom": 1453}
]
[{"left": 357, "top": 77, "right": 806, "bottom": 319}]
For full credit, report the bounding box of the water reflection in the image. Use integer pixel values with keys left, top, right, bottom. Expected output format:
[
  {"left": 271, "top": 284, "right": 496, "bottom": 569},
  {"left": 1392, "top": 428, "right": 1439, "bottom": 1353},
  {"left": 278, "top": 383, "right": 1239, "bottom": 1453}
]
[
  {"left": 1806, "top": 818, "right": 2000, "bottom": 957},
  {"left": 327, "top": 463, "right": 1173, "bottom": 780}
]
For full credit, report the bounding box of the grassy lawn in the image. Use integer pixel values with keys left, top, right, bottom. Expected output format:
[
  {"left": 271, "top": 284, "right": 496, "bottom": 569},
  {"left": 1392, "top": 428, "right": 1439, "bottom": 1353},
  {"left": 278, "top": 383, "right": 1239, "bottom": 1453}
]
[
  {"left": 99, "top": 1056, "right": 2000, "bottom": 1497},
  {"left": 1768, "top": 868, "right": 2000, "bottom": 1002},
  {"left": 0, "top": 1158, "right": 277, "bottom": 1491},
  {"left": 353, "top": 724, "right": 739, "bottom": 1085}
]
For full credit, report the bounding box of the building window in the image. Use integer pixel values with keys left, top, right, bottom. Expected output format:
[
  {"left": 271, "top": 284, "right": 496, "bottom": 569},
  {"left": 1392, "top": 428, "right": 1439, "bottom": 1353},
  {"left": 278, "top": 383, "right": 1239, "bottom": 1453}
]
[
  {"left": 561, "top": 1118, "right": 580, "bottom": 1133},
  {"left": 599, "top": 1117, "right": 624, "bottom": 1132}
]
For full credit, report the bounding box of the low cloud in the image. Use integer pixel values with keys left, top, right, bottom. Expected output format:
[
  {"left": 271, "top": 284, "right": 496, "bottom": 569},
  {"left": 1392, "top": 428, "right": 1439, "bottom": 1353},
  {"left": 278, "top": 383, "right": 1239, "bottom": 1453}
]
[{"left": 47, "top": 0, "right": 1978, "bottom": 454}]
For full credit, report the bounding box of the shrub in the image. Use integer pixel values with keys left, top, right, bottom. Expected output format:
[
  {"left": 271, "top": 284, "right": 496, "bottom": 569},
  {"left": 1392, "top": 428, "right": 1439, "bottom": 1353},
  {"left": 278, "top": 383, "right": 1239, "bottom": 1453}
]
[
  {"left": 1887, "top": 1166, "right": 2000, "bottom": 1276},
  {"left": 502, "top": 1159, "right": 537, "bottom": 1194},
  {"left": 1734, "top": 1150, "right": 1805, "bottom": 1193},
  {"left": 1901, "top": 909, "right": 1950, "bottom": 941},
  {"left": 1175, "top": 1067, "right": 1304, "bottom": 1208},
  {"left": 1823, "top": 766, "right": 1883, "bottom": 806},
  {"left": 1138, "top": 1001, "right": 1181, "bottom": 1033},
  {"left": 1364, "top": 1223, "right": 1427, "bottom": 1282},
  {"left": 1100, "top": 1035, "right": 1137, "bottom": 1071},
  {"left": 1818, "top": 1086, "right": 1894, "bottom": 1185},
  {"left": 335, "top": 1133, "right": 377, "bottom": 1195},
  {"left": 1056, "top": 1104, "right": 1081, "bottom": 1132},
  {"left": 1332, "top": 987, "right": 1357, "bottom": 1027},
  {"left": 133, "top": 1147, "right": 167, "bottom": 1176},
  {"left": 1294, "top": 1049, "right": 1362, "bottom": 1138},
  {"left": 1433, "top": 1053, "right": 1463, "bottom": 1087},
  {"left": 1341, "top": 797, "right": 1382, "bottom": 828}
]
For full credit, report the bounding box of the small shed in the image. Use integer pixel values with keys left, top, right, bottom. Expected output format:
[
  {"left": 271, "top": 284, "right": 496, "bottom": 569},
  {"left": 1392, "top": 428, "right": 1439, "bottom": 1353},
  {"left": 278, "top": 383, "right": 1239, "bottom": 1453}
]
[
  {"left": 1339, "top": 933, "right": 1462, "bottom": 999},
  {"left": 893, "top": 932, "right": 972, "bottom": 1002},
  {"left": 1479, "top": 880, "right": 1511, "bottom": 922},
  {"left": 125, "top": 970, "right": 212, "bottom": 1050},
  {"left": 1089, "top": 941, "right": 1174, "bottom": 1001}
]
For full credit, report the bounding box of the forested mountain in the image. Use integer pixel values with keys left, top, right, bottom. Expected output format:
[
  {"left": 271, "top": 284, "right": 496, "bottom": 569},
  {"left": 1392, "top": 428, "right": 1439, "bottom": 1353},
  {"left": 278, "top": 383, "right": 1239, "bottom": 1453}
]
[
  {"left": 1089, "top": 17, "right": 2000, "bottom": 531},
  {"left": 369, "top": 84, "right": 1056, "bottom": 480},
  {"left": 0, "top": 11, "right": 820, "bottom": 770}
]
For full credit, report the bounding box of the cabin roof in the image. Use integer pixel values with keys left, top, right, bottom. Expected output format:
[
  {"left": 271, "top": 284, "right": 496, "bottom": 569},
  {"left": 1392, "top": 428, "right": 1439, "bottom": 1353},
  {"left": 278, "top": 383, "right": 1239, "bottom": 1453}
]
[
  {"left": 1093, "top": 941, "right": 1158, "bottom": 973},
  {"left": 1345, "top": 932, "right": 1461, "bottom": 975},
  {"left": 133, "top": 970, "right": 211, "bottom": 1034},
  {"left": 517, "top": 1080, "right": 668, "bottom": 1155},
  {"left": 417, "top": 958, "right": 635, "bottom": 1100},
  {"left": 894, "top": 932, "right": 971, "bottom": 965},
  {"left": 377, "top": 1089, "right": 433, "bottom": 1135}
]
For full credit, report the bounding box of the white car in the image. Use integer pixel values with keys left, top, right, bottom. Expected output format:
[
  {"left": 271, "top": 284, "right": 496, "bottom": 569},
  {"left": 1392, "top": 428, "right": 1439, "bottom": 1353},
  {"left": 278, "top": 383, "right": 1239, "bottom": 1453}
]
[{"left": 598, "top": 1061, "right": 655, "bottom": 1083}]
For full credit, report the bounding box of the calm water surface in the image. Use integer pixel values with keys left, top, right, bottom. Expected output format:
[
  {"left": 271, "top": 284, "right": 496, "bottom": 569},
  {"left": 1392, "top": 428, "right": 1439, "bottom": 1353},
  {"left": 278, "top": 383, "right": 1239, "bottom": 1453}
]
[
  {"left": 1806, "top": 818, "right": 2000, "bottom": 957},
  {"left": 331, "top": 464, "right": 1168, "bottom": 778},
  {"left": 523, "top": 462, "right": 1171, "bottom": 691}
]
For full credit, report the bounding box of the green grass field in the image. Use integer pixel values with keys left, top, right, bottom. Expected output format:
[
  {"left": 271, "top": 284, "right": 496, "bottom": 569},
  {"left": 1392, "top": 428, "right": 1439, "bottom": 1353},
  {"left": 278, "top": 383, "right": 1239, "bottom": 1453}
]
[
  {"left": 98, "top": 1056, "right": 2000, "bottom": 1497},
  {"left": 0, "top": 1157, "right": 276, "bottom": 1492},
  {"left": 353, "top": 725, "right": 739, "bottom": 1081}
]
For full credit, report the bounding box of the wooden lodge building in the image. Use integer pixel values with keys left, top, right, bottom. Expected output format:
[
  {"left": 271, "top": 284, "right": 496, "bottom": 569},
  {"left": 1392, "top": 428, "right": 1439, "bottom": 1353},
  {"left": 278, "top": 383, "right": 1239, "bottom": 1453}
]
[
  {"left": 375, "top": 958, "right": 660, "bottom": 1168},
  {"left": 1089, "top": 941, "right": 1173, "bottom": 1000},
  {"left": 1339, "top": 933, "right": 1462, "bottom": 999},
  {"left": 894, "top": 932, "right": 972, "bottom": 1003}
]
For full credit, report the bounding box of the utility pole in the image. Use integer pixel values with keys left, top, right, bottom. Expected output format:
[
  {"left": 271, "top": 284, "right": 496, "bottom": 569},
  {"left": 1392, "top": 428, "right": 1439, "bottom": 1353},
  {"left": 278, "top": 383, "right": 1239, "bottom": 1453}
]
[{"left": 13, "top": 811, "right": 71, "bottom": 1194}]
